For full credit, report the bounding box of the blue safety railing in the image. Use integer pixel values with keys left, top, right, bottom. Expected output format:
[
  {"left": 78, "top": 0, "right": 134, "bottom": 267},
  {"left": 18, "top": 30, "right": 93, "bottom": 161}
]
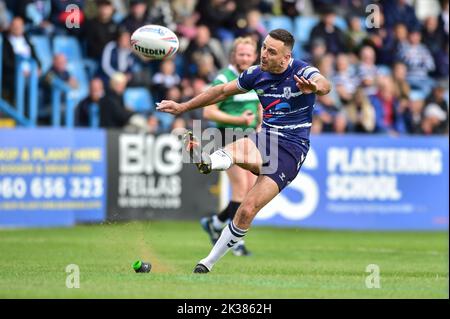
[
  {"left": 1, "top": 36, "right": 86, "bottom": 128},
  {"left": 49, "top": 76, "right": 78, "bottom": 127},
  {"left": 89, "top": 102, "right": 99, "bottom": 128},
  {"left": 0, "top": 37, "right": 39, "bottom": 127}
]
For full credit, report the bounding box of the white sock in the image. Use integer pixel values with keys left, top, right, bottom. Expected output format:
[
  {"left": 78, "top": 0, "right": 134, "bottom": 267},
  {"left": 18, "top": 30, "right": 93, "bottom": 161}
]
[
  {"left": 199, "top": 221, "right": 247, "bottom": 270},
  {"left": 211, "top": 215, "right": 224, "bottom": 230},
  {"left": 210, "top": 149, "right": 233, "bottom": 171}
]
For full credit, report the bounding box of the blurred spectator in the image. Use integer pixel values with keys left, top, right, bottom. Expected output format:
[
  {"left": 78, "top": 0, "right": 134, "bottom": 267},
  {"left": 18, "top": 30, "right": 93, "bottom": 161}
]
[
  {"left": 98, "top": 72, "right": 148, "bottom": 131},
  {"left": 147, "top": 113, "right": 160, "bottom": 134},
  {"left": 341, "top": 0, "right": 372, "bottom": 17},
  {"left": 234, "top": 0, "right": 261, "bottom": 14},
  {"left": 40, "top": 54, "right": 77, "bottom": 124},
  {"left": 438, "top": 0, "right": 449, "bottom": 40},
  {"left": 0, "top": 0, "right": 447, "bottom": 136},
  {"left": 433, "top": 39, "right": 449, "bottom": 79},
  {"left": 151, "top": 59, "right": 181, "bottom": 101},
  {"left": 101, "top": 29, "right": 145, "bottom": 85},
  {"left": 316, "top": 53, "right": 342, "bottom": 106},
  {"left": 333, "top": 53, "right": 359, "bottom": 105},
  {"left": 422, "top": 15, "right": 449, "bottom": 78},
  {"left": 344, "top": 86, "right": 376, "bottom": 133},
  {"left": 382, "top": 0, "right": 420, "bottom": 31},
  {"left": 1, "top": 16, "right": 41, "bottom": 101},
  {"left": 120, "top": 0, "right": 151, "bottom": 33},
  {"left": 345, "top": 15, "right": 367, "bottom": 52},
  {"left": 422, "top": 104, "right": 448, "bottom": 134},
  {"left": 357, "top": 45, "right": 378, "bottom": 95},
  {"left": 195, "top": 52, "right": 217, "bottom": 83},
  {"left": 312, "top": 0, "right": 336, "bottom": 13},
  {"left": 84, "top": 0, "right": 118, "bottom": 61},
  {"left": 16, "top": 0, "right": 54, "bottom": 35},
  {"left": 0, "top": 1, "right": 10, "bottom": 32},
  {"left": 309, "top": 38, "right": 328, "bottom": 66},
  {"left": 369, "top": 75, "right": 406, "bottom": 134},
  {"left": 403, "top": 94, "right": 426, "bottom": 134},
  {"left": 392, "top": 23, "right": 409, "bottom": 49},
  {"left": 179, "top": 77, "right": 206, "bottom": 129},
  {"left": 50, "top": 0, "right": 85, "bottom": 36},
  {"left": 309, "top": 7, "right": 348, "bottom": 55},
  {"left": 366, "top": 19, "right": 404, "bottom": 66},
  {"left": 422, "top": 15, "right": 447, "bottom": 57},
  {"left": 258, "top": 0, "right": 275, "bottom": 14},
  {"left": 234, "top": 9, "right": 267, "bottom": 50},
  {"left": 391, "top": 61, "right": 411, "bottom": 106},
  {"left": 176, "top": 12, "right": 199, "bottom": 42},
  {"left": 404, "top": 97, "right": 424, "bottom": 134},
  {"left": 396, "top": 29, "right": 435, "bottom": 96},
  {"left": 233, "top": 0, "right": 260, "bottom": 30},
  {"left": 423, "top": 83, "right": 449, "bottom": 133},
  {"left": 148, "top": 0, "right": 176, "bottom": 31},
  {"left": 312, "top": 94, "right": 347, "bottom": 134},
  {"left": 183, "top": 25, "right": 227, "bottom": 77},
  {"left": 75, "top": 78, "right": 104, "bottom": 126},
  {"left": 110, "top": 0, "right": 127, "bottom": 19},
  {"left": 43, "top": 54, "right": 78, "bottom": 89},
  {"left": 171, "top": 116, "right": 187, "bottom": 131},
  {"left": 172, "top": 0, "right": 197, "bottom": 23},
  {"left": 280, "top": 0, "right": 302, "bottom": 18},
  {"left": 195, "top": 0, "right": 236, "bottom": 46}
]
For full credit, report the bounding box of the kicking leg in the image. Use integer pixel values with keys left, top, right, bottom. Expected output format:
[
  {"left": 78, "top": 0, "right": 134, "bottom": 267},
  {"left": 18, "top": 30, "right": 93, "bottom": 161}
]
[
  {"left": 201, "top": 165, "right": 248, "bottom": 245},
  {"left": 231, "top": 169, "right": 258, "bottom": 256},
  {"left": 216, "top": 165, "right": 251, "bottom": 223},
  {"left": 204, "top": 165, "right": 256, "bottom": 256},
  {"left": 184, "top": 130, "right": 262, "bottom": 175},
  {"left": 194, "top": 175, "right": 279, "bottom": 273}
]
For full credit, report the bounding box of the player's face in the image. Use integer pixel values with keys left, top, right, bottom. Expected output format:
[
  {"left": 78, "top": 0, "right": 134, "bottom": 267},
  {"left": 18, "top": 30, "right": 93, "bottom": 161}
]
[
  {"left": 233, "top": 43, "right": 257, "bottom": 73},
  {"left": 260, "top": 36, "right": 290, "bottom": 73}
]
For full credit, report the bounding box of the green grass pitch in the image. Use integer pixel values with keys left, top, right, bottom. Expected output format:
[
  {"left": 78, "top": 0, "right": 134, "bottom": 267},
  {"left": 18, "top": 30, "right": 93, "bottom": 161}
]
[{"left": 0, "top": 221, "right": 447, "bottom": 298}]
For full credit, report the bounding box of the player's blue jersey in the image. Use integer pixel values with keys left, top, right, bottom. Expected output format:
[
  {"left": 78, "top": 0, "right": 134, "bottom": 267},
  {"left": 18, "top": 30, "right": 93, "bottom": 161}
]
[{"left": 236, "top": 58, "right": 321, "bottom": 142}]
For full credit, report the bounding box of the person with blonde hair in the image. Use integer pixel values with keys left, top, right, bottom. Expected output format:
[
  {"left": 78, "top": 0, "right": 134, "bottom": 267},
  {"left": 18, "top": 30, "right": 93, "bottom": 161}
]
[{"left": 345, "top": 86, "right": 376, "bottom": 133}]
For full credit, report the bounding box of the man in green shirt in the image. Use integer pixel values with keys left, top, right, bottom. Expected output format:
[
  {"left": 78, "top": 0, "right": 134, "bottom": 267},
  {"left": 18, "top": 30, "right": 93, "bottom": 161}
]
[{"left": 200, "top": 37, "right": 261, "bottom": 256}]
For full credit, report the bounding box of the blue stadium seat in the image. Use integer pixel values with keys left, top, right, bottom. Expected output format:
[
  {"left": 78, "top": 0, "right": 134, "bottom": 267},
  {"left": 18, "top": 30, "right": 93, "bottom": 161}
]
[
  {"left": 292, "top": 43, "right": 306, "bottom": 60},
  {"left": 29, "top": 36, "right": 52, "bottom": 74},
  {"left": 294, "top": 16, "right": 319, "bottom": 44},
  {"left": 155, "top": 112, "right": 174, "bottom": 132},
  {"left": 124, "top": 87, "right": 154, "bottom": 113},
  {"left": 174, "top": 54, "right": 185, "bottom": 78},
  {"left": 53, "top": 36, "right": 83, "bottom": 62},
  {"left": 334, "top": 16, "right": 348, "bottom": 31},
  {"left": 377, "top": 65, "right": 392, "bottom": 76},
  {"left": 112, "top": 11, "right": 124, "bottom": 24},
  {"left": 262, "top": 15, "right": 294, "bottom": 34},
  {"left": 409, "top": 90, "right": 427, "bottom": 101},
  {"left": 360, "top": 17, "right": 367, "bottom": 31},
  {"left": 66, "top": 62, "right": 89, "bottom": 102}
]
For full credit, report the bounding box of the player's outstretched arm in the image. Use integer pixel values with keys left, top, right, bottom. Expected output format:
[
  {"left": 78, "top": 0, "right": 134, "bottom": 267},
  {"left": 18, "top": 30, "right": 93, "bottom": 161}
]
[
  {"left": 294, "top": 74, "right": 331, "bottom": 96},
  {"left": 203, "top": 105, "right": 255, "bottom": 126},
  {"left": 156, "top": 80, "right": 243, "bottom": 115}
]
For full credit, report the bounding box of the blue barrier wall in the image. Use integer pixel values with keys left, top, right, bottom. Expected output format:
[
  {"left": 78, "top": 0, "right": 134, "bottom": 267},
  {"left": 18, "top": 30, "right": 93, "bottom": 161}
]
[
  {"left": 1, "top": 130, "right": 448, "bottom": 230},
  {"left": 254, "top": 135, "right": 449, "bottom": 230},
  {"left": 0, "top": 129, "right": 107, "bottom": 228}
]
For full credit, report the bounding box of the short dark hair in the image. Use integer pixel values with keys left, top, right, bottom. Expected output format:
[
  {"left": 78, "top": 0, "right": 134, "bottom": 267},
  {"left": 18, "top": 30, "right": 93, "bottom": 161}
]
[{"left": 268, "top": 29, "right": 295, "bottom": 50}]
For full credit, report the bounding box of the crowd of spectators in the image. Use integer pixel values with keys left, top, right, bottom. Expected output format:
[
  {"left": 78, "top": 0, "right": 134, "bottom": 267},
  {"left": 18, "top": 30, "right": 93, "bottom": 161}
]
[{"left": 1, "top": 0, "right": 448, "bottom": 135}]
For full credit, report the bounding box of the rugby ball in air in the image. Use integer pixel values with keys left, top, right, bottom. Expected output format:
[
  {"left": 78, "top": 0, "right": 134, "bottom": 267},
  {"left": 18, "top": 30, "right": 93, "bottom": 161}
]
[{"left": 131, "top": 24, "right": 179, "bottom": 60}]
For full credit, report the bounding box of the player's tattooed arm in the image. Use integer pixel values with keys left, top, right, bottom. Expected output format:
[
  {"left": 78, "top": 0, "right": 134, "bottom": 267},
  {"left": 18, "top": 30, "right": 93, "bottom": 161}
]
[
  {"left": 156, "top": 80, "right": 243, "bottom": 115},
  {"left": 294, "top": 74, "right": 331, "bottom": 96}
]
